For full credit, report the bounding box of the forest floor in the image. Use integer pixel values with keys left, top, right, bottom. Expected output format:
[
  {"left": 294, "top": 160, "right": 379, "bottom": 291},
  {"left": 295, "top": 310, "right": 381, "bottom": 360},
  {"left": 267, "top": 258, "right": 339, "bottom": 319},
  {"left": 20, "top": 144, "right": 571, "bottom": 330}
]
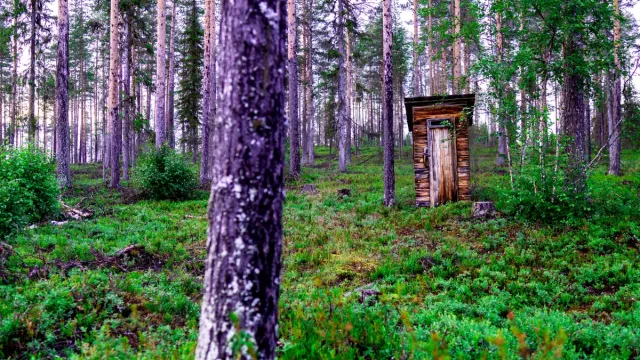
[{"left": 1, "top": 146, "right": 640, "bottom": 359}]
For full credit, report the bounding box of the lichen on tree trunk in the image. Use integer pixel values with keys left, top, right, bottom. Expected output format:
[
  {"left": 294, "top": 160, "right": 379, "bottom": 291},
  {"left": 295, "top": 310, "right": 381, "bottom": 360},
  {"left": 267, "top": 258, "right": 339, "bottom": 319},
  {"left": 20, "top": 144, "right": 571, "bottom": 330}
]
[{"left": 196, "top": 0, "right": 287, "bottom": 358}]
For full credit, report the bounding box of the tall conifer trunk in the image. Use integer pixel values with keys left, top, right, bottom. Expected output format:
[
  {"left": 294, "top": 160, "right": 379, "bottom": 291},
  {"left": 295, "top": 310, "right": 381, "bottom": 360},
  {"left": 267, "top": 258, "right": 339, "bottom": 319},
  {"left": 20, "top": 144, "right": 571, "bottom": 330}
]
[
  {"left": 195, "top": 0, "right": 286, "bottom": 358},
  {"left": 122, "top": 20, "right": 132, "bottom": 181},
  {"left": 166, "top": 1, "right": 177, "bottom": 149},
  {"left": 200, "top": 0, "right": 216, "bottom": 184},
  {"left": 609, "top": 0, "right": 622, "bottom": 175},
  {"left": 154, "top": 0, "right": 167, "bottom": 147},
  {"left": 382, "top": 0, "right": 395, "bottom": 207},
  {"left": 28, "top": 0, "right": 37, "bottom": 142},
  {"left": 108, "top": 0, "right": 121, "bottom": 188},
  {"left": 305, "top": 0, "right": 315, "bottom": 165},
  {"left": 337, "top": 0, "right": 348, "bottom": 172},
  {"left": 288, "top": 0, "right": 301, "bottom": 177},
  {"left": 56, "top": 0, "right": 71, "bottom": 188}
]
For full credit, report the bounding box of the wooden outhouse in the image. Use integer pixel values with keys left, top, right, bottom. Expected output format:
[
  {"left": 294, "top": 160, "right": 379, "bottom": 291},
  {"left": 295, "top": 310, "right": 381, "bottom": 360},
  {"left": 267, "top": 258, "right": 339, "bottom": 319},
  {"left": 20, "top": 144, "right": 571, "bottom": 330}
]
[{"left": 404, "top": 94, "right": 475, "bottom": 207}]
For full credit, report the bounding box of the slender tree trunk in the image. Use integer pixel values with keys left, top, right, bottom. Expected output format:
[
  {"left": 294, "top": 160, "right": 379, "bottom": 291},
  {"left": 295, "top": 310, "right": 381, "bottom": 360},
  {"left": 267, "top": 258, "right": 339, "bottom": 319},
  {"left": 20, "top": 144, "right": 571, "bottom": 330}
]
[
  {"left": 166, "top": 0, "right": 177, "bottom": 149},
  {"left": 383, "top": 0, "right": 395, "bottom": 207},
  {"left": 0, "top": 75, "right": 4, "bottom": 144},
  {"left": 288, "top": 0, "right": 300, "bottom": 177},
  {"left": 413, "top": 0, "right": 420, "bottom": 96},
  {"left": 609, "top": 0, "right": 622, "bottom": 175},
  {"left": 94, "top": 32, "right": 100, "bottom": 163},
  {"left": 495, "top": 10, "right": 506, "bottom": 166},
  {"left": 337, "top": 0, "right": 348, "bottom": 172},
  {"left": 122, "top": 19, "right": 132, "bottom": 181},
  {"left": 195, "top": 0, "right": 286, "bottom": 358},
  {"left": 43, "top": 99, "right": 47, "bottom": 151},
  {"left": 306, "top": 0, "right": 315, "bottom": 165},
  {"left": 301, "top": 0, "right": 309, "bottom": 165},
  {"left": 81, "top": 59, "right": 87, "bottom": 163},
  {"left": 10, "top": 11, "right": 18, "bottom": 147},
  {"left": 28, "top": 0, "right": 37, "bottom": 142},
  {"left": 108, "top": 0, "right": 121, "bottom": 188},
  {"left": 56, "top": 0, "right": 71, "bottom": 188},
  {"left": 102, "top": 43, "right": 109, "bottom": 179},
  {"left": 154, "top": 0, "right": 167, "bottom": 147},
  {"left": 452, "top": 0, "right": 461, "bottom": 92},
  {"left": 200, "top": 0, "right": 216, "bottom": 184},
  {"left": 346, "top": 29, "right": 352, "bottom": 165},
  {"left": 585, "top": 95, "right": 591, "bottom": 162}
]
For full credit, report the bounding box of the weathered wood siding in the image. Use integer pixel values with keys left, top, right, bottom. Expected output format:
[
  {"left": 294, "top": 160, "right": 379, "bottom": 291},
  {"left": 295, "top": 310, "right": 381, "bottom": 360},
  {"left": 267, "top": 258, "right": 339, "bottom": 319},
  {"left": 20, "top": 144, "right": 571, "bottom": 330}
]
[
  {"left": 412, "top": 105, "right": 471, "bottom": 207},
  {"left": 456, "top": 116, "right": 471, "bottom": 200},
  {"left": 412, "top": 120, "right": 429, "bottom": 206}
]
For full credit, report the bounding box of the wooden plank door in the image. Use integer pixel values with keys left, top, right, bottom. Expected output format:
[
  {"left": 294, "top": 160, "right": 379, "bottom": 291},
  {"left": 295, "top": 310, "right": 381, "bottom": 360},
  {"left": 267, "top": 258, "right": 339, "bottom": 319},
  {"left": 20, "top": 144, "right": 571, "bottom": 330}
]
[{"left": 429, "top": 123, "right": 457, "bottom": 207}]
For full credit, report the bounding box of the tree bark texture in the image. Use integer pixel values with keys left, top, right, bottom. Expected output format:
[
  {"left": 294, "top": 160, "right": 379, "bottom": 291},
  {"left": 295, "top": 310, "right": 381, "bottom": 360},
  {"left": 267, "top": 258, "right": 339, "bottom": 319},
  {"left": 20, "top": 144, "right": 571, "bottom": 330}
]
[
  {"left": 28, "top": 0, "right": 37, "bottom": 142},
  {"left": 155, "top": 0, "right": 167, "bottom": 147},
  {"left": 382, "top": 0, "right": 395, "bottom": 207},
  {"left": 166, "top": 1, "right": 177, "bottom": 149},
  {"left": 413, "top": 0, "right": 420, "bottom": 96},
  {"left": 122, "top": 20, "right": 132, "bottom": 181},
  {"left": 108, "top": 0, "right": 121, "bottom": 188},
  {"left": 288, "top": 0, "right": 300, "bottom": 177},
  {"left": 200, "top": 0, "right": 216, "bottom": 184},
  {"left": 609, "top": 0, "right": 622, "bottom": 175},
  {"left": 56, "top": 0, "right": 71, "bottom": 188},
  {"left": 305, "top": 0, "right": 315, "bottom": 165},
  {"left": 195, "top": 0, "right": 287, "bottom": 358},
  {"left": 337, "top": 0, "right": 348, "bottom": 172},
  {"left": 562, "top": 35, "right": 587, "bottom": 195}
]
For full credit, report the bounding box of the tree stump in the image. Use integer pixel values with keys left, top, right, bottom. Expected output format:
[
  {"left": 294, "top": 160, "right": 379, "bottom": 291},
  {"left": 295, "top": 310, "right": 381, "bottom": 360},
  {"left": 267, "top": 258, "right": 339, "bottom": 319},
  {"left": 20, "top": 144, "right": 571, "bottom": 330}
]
[
  {"left": 337, "top": 188, "right": 351, "bottom": 198},
  {"left": 472, "top": 201, "right": 496, "bottom": 219},
  {"left": 300, "top": 184, "right": 319, "bottom": 195}
]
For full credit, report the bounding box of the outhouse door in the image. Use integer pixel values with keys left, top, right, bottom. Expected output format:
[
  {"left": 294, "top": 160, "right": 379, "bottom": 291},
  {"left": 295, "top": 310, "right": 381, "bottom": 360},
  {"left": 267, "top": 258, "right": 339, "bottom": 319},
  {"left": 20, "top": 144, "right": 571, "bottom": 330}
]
[{"left": 427, "top": 118, "right": 457, "bottom": 207}]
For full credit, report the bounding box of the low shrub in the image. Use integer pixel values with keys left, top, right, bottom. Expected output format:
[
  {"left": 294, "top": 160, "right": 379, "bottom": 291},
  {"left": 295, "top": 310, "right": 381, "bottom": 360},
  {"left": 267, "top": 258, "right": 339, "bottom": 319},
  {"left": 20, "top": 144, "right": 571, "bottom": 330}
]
[
  {"left": 0, "top": 146, "right": 59, "bottom": 237},
  {"left": 132, "top": 146, "right": 197, "bottom": 200}
]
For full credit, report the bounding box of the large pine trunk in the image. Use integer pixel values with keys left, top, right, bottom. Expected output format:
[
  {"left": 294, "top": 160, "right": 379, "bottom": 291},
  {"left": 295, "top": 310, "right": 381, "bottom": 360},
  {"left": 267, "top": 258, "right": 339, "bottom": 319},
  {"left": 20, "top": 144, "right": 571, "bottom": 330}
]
[
  {"left": 108, "top": 0, "right": 121, "bottom": 188},
  {"left": 56, "top": 0, "right": 71, "bottom": 188},
  {"left": 288, "top": 0, "right": 301, "bottom": 177},
  {"left": 154, "top": 0, "right": 167, "bottom": 148},
  {"left": 562, "top": 35, "right": 586, "bottom": 195},
  {"left": 195, "top": 0, "right": 286, "bottom": 358},
  {"left": 382, "top": 0, "right": 395, "bottom": 207}
]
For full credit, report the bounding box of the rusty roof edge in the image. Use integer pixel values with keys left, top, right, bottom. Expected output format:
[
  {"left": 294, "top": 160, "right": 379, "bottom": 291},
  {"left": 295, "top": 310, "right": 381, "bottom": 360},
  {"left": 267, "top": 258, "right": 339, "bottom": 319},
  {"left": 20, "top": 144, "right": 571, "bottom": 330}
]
[{"left": 404, "top": 93, "right": 476, "bottom": 132}]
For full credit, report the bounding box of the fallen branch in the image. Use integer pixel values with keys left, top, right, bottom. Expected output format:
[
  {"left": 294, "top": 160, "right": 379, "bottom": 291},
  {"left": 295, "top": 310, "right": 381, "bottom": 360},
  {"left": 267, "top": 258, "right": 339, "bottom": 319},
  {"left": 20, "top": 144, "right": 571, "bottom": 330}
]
[{"left": 60, "top": 200, "right": 94, "bottom": 220}]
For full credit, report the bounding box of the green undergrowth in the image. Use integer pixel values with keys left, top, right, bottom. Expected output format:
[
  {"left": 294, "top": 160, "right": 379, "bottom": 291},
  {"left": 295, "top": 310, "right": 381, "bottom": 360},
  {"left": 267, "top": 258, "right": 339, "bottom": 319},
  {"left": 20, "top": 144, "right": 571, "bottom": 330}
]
[{"left": 1, "top": 146, "right": 639, "bottom": 359}]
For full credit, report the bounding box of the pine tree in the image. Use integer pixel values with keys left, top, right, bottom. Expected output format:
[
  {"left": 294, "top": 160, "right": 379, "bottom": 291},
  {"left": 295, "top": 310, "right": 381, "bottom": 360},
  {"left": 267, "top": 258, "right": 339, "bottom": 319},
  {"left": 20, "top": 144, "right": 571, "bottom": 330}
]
[
  {"left": 196, "top": 0, "right": 287, "bottom": 358},
  {"left": 176, "top": 0, "right": 203, "bottom": 163}
]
